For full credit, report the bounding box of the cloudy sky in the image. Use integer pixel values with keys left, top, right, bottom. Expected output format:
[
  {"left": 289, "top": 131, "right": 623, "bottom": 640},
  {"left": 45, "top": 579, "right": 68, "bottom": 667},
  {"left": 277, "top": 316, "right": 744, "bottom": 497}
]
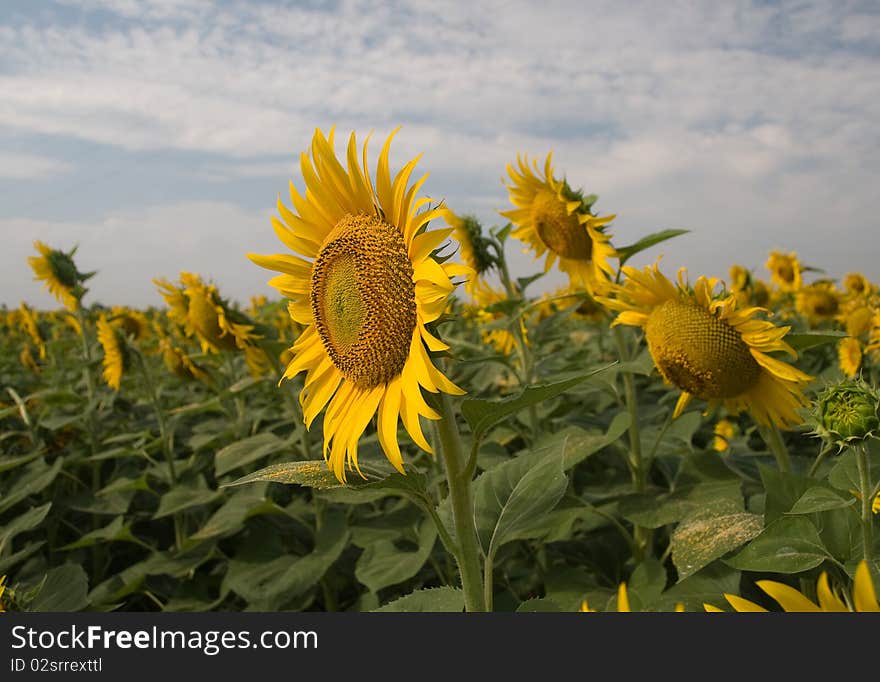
[{"left": 2, "top": 0, "right": 879, "bottom": 311}]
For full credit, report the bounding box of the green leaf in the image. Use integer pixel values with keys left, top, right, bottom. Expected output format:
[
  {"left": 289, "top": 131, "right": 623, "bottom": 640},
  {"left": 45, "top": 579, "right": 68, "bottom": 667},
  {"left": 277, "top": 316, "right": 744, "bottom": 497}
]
[
  {"left": 671, "top": 511, "right": 763, "bottom": 580},
  {"left": 620, "top": 481, "right": 744, "bottom": 529},
  {"left": 223, "top": 509, "right": 350, "bottom": 610},
  {"left": 787, "top": 487, "right": 856, "bottom": 514},
  {"left": 0, "top": 449, "right": 44, "bottom": 474},
  {"left": 220, "top": 460, "right": 344, "bottom": 490},
  {"left": 784, "top": 331, "right": 848, "bottom": 352},
  {"left": 725, "top": 516, "right": 831, "bottom": 573},
  {"left": 27, "top": 564, "right": 89, "bottom": 612},
  {"left": 516, "top": 598, "right": 564, "bottom": 612},
  {"left": 0, "top": 541, "right": 46, "bottom": 575},
  {"left": 191, "top": 484, "right": 285, "bottom": 541},
  {"left": 0, "top": 502, "right": 51, "bottom": 554},
  {"left": 616, "top": 229, "right": 690, "bottom": 267},
  {"left": 0, "top": 457, "right": 63, "bottom": 515},
  {"left": 658, "top": 562, "right": 742, "bottom": 612},
  {"left": 476, "top": 447, "right": 568, "bottom": 555},
  {"left": 59, "top": 516, "right": 140, "bottom": 550},
  {"left": 154, "top": 478, "right": 223, "bottom": 519},
  {"left": 461, "top": 363, "right": 616, "bottom": 443},
  {"left": 759, "top": 464, "right": 815, "bottom": 524},
  {"left": 355, "top": 520, "right": 438, "bottom": 593},
  {"left": 214, "top": 432, "right": 289, "bottom": 476},
  {"left": 373, "top": 586, "right": 464, "bottom": 612}
]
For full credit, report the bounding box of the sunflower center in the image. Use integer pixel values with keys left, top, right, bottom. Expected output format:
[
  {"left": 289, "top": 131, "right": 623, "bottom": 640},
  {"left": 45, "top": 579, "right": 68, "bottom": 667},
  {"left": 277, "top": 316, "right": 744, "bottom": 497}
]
[
  {"left": 645, "top": 300, "right": 761, "bottom": 400},
  {"left": 807, "top": 291, "right": 839, "bottom": 317},
  {"left": 531, "top": 191, "right": 592, "bottom": 260},
  {"left": 311, "top": 213, "right": 416, "bottom": 389}
]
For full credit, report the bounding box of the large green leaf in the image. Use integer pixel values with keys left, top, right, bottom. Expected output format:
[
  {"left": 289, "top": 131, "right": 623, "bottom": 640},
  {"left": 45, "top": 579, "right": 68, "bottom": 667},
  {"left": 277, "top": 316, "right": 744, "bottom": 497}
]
[
  {"left": 355, "top": 520, "right": 437, "bottom": 593},
  {"left": 154, "top": 478, "right": 223, "bottom": 519},
  {"left": 460, "top": 364, "right": 616, "bottom": 443},
  {"left": 373, "top": 586, "right": 464, "bottom": 612},
  {"left": 671, "top": 510, "right": 763, "bottom": 580},
  {"left": 0, "top": 502, "right": 51, "bottom": 554},
  {"left": 476, "top": 447, "right": 567, "bottom": 555},
  {"left": 27, "top": 564, "right": 90, "bottom": 612},
  {"left": 214, "top": 432, "right": 289, "bottom": 476},
  {"left": 785, "top": 331, "right": 847, "bottom": 352},
  {"left": 725, "top": 516, "right": 831, "bottom": 573},
  {"left": 0, "top": 457, "right": 63, "bottom": 515},
  {"left": 787, "top": 486, "right": 856, "bottom": 514},
  {"left": 615, "top": 229, "right": 690, "bottom": 267},
  {"left": 620, "top": 480, "right": 744, "bottom": 529},
  {"left": 222, "top": 509, "right": 349, "bottom": 610},
  {"left": 190, "top": 484, "right": 285, "bottom": 541},
  {"left": 59, "top": 516, "right": 140, "bottom": 550}
]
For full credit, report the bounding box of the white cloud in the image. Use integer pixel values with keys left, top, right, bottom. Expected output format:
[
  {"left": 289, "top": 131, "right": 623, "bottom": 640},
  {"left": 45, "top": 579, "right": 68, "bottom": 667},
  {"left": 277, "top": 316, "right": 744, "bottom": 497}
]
[
  {"left": 0, "top": 152, "right": 73, "bottom": 179},
  {"left": 1, "top": 1, "right": 879, "bottom": 307}
]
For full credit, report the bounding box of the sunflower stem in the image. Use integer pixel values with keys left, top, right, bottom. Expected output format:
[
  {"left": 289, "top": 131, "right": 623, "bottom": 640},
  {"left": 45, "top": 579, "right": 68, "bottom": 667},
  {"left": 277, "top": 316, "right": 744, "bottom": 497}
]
[
  {"left": 613, "top": 326, "right": 650, "bottom": 562},
  {"left": 435, "top": 392, "right": 486, "bottom": 612},
  {"left": 856, "top": 443, "right": 874, "bottom": 566},
  {"left": 134, "top": 346, "right": 184, "bottom": 551},
  {"left": 761, "top": 424, "right": 792, "bottom": 473}
]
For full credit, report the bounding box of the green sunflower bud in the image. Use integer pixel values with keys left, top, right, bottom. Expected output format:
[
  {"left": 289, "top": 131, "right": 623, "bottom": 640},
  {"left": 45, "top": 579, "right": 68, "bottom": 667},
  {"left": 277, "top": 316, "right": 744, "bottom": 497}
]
[{"left": 809, "top": 378, "right": 880, "bottom": 448}]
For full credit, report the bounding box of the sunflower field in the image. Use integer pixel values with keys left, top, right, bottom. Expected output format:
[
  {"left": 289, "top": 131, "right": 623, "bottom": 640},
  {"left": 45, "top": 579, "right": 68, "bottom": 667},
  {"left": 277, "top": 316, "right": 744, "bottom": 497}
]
[{"left": 1, "top": 128, "right": 879, "bottom": 615}]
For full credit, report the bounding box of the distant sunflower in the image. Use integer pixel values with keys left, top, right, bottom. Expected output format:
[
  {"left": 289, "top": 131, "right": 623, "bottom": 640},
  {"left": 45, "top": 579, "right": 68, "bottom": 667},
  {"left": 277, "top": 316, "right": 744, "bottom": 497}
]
[
  {"left": 765, "top": 251, "right": 802, "bottom": 292},
  {"left": 97, "top": 313, "right": 127, "bottom": 390},
  {"left": 713, "top": 418, "right": 737, "bottom": 452},
  {"left": 27, "top": 241, "right": 82, "bottom": 311},
  {"left": 110, "top": 306, "right": 151, "bottom": 341},
  {"left": 160, "top": 336, "right": 210, "bottom": 382},
  {"left": 842, "top": 305, "right": 874, "bottom": 338},
  {"left": 838, "top": 337, "right": 863, "bottom": 379},
  {"left": 705, "top": 560, "right": 879, "bottom": 612},
  {"left": 599, "top": 259, "right": 813, "bottom": 427},
  {"left": 500, "top": 153, "right": 616, "bottom": 294},
  {"left": 248, "top": 127, "right": 468, "bottom": 481},
  {"left": 795, "top": 281, "right": 841, "bottom": 325},
  {"left": 470, "top": 280, "right": 522, "bottom": 356},
  {"left": 843, "top": 272, "right": 872, "bottom": 298},
  {"left": 18, "top": 303, "right": 46, "bottom": 360},
  {"left": 442, "top": 209, "right": 494, "bottom": 295}
]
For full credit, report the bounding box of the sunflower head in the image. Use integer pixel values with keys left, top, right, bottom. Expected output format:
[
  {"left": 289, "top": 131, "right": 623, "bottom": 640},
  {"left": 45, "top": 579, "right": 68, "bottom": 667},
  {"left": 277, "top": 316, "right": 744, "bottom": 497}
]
[
  {"left": 795, "top": 281, "right": 841, "bottom": 324},
  {"left": 844, "top": 272, "right": 872, "bottom": 297},
  {"left": 843, "top": 305, "right": 874, "bottom": 338},
  {"left": 713, "top": 419, "right": 737, "bottom": 452},
  {"left": 248, "top": 127, "right": 468, "bottom": 481},
  {"left": 160, "top": 337, "right": 210, "bottom": 382},
  {"left": 765, "top": 250, "right": 802, "bottom": 292},
  {"left": 809, "top": 377, "right": 880, "bottom": 448},
  {"left": 442, "top": 209, "right": 495, "bottom": 293},
  {"left": 27, "top": 241, "right": 92, "bottom": 311},
  {"left": 599, "top": 258, "right": 813, "bottom": 428},
  {"left": 838, "top": 337, "right": 863, "bottom": 379},
  {"left": 500, "top": 153, "right": 616, "bottom": 294},
  {"left": 97, "top": 313, "right": 129, "bottom": 391},
  {"left": 110, "top": 306, "right": 151, "bottom": 341},
  {"left": 728, "top": 265, "right": 751, "bottom": 292}
]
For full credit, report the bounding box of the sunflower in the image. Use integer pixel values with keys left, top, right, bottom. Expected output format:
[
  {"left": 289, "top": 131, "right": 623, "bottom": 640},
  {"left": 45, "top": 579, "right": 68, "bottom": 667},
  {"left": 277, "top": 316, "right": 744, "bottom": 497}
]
[
  {"left": 160, "top": 336, "right": 210, "bottom": 382},
  {"left": 18, "top": 303, "right": 46, "bottom": 360},
  {"left": 248, "top": 127, "right": 469, "bottom": 481},
  {"left": 841, "top": 305, "right": 874, "bottom": 338},
  {"left": 468, "top": 280, "right": 522, "bottom": 356},
  {"left": 712, "top": 418, "right": 737, "bottom": 452},
  {"left": 598, "top": 259, "right": 814, "bottom": 427},
  {"left": 795, "top": 281, "right": 841, "bottom": 325},
  {"left": 27, "top": 241, "right": 82, "bottom": 311},
  {"left": 19, "top": 344, "right": 41, "bottom": 373},
  {"left": 97, "top": 313, "right": 127, "bottom": 390},
  {"left": 0, "top": 574, "right": 7, "bottom": 612},
  {"left": 765, "top": 250, "right": 802, "bottom": 292},
  {"left": 844, "top": 272, "right": 872, "bottom": 298},
  {"left": 110, "top": 306, "right": 151, "bottom": 341},
  {"left": 442, "top": 209, "right": 493, "bottom": 295},
  {"left": 155, "top": 273, "right": 268, "bottom": 376},
  {"left": 500, "top": 153, "right": 616, "bottom": 294},
  {"left": 838, "top": 337, "right": 863, "bottom": 378},
  {"left": 704, "top": 560, "right": 879, "bottom": 612}
]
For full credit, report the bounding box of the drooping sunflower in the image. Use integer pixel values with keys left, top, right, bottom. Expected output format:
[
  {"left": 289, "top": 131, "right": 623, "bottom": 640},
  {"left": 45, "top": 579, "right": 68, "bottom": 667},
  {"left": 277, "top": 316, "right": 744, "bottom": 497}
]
[
  {"left": 843, "top": 272, "right": 872, "bottom": 298},
  {"left": 765, "top": 250, "right": 802, "bottom": 292},
  {"left": 159, "top": 336, "right": 210, "bottom": 382},
  {"left": 97, "top": 313, "right": 127, "bottom": 390},
  {"left": 248, "top": 127, "right": 469, "bottom": 481},
  {"left": 154, "top": 273, "right": 268, "bottom": 377},
  {"left": 500, "top": 153, "right": 616, "bottom": 294},
  {"left": 18, "top": 303, "right": 46, "bottom": 360},
  {"left": 598, "top": 259, "right": 814, "bottom": 427},
  {"left": 704, "top": 560, "right": 879, "bottom": 612},
  {"left": 27, "top": 241, "right": 82, "bottom": 311},
  {"left": 110, "top": 306, "right": 151, "bottom": 341},
  {"left": 442, "top": 208, "right": 494, "bottom": 295},
  {"left": 838, "top": 337, "right": 863, "bottom": 378}
]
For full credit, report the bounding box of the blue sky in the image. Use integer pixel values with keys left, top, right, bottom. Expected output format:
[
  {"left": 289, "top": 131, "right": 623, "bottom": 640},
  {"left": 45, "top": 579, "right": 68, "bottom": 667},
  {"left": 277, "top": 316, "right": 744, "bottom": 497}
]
[{"left": 2, "top": 0, "right": 879, "bottom": 310}]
